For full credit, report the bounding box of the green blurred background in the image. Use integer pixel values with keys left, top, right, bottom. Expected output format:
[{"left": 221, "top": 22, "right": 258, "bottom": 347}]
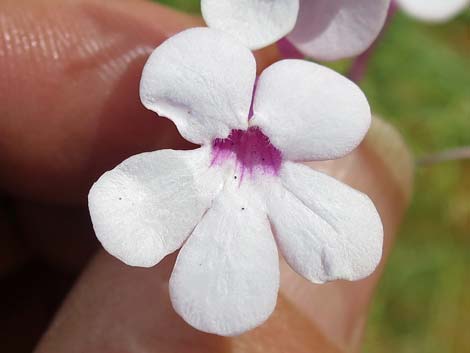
[{"left": 154, "top": 1, "right": 470, "bottom": 352}]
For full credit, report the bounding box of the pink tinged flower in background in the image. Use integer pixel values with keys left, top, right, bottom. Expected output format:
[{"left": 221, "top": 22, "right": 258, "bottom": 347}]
[
  {"left": 88, "top": 28, "right": 383, "bottom": 336},
  {"left": 395, "top": 0, "right": 470, "bottom": 22},
  {"left": 201, "top": 0, "right": 391, "bottom": 61}
]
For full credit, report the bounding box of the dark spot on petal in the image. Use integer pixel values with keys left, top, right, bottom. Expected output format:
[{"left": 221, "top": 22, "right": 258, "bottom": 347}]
[
  {"left": 241, "top": 207, "right": 245, "bottom": 211},
  {"left": 234, "top": 176, "right": 237, "bottom": 179},
  {"left": 118, "top": 197, "right": 122, "bottom": 200}
]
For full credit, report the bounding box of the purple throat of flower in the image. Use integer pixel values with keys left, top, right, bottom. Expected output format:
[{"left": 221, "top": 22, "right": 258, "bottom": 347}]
[{"left": 211, "top": 127, "right": 282, "bottom": 180}]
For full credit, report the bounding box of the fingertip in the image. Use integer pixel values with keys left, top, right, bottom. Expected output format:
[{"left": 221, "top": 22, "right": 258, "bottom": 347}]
[
  {"left": 35, "top": 250, "right": 344, "bottom": 353},
  {"left": 0, "top": 0, "right": 198, "bottom": 203}
]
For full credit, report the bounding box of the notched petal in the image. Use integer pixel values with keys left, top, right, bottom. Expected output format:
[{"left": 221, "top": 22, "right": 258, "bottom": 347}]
[{"left": 266, "top": 162, "right": 383, "bottom": 283}]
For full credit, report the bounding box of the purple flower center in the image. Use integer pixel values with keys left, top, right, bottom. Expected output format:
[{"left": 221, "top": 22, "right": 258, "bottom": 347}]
[{"left": 211, "top": 127, "right": 282, "bottom": 180}]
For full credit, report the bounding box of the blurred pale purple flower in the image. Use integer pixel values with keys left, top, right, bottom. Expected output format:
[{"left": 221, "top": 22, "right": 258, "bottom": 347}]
[{"left": 201, "top": 0, "right": 391, "bottom": 60}]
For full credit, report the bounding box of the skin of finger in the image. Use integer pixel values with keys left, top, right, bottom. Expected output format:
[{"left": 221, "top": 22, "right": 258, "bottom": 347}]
[
  {"left": 34, "top": 118, "right": 412, "bottom": 353},
  {"left": 0, "top": 0, "right": 278, "bottom": 204},
  {"left": 0, "top": 0, "right": 185, "bottom": 203},
  {"left": 34, "top": 251, "right": 342, "bottom": 353},
  {"left": 280, "top": 117, "right": 414, "bottom": 352}
]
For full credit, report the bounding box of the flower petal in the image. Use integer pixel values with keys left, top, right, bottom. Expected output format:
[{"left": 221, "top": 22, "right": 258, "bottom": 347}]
[
  {"left": 201, "top": 0, "right": 300, "bottom": 50},
  {"left": 170, "top": 185, "right": 279, "bottom": 336},
  {"left": 287, "top": 0, "right": 391, "bottom": 60},
  {"left": 140, "top": 28, "right": 255, "bottom": 144},
  {"left": 396, "top": 0, "right": 469, "bottom": 22},
  {"left": 88, "top": 147, "right": 223, "bottom": 267},
  {"left": 251, "top": 60, "right": 371, "bottom": 161},
  {"left": 266, "top": 161, "right": 383, "bottom": 283}
]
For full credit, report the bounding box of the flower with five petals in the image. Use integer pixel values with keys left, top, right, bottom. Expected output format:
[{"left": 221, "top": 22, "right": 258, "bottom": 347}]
[{"left": 88, "top": 28, "right": 383, "bottom": 336}]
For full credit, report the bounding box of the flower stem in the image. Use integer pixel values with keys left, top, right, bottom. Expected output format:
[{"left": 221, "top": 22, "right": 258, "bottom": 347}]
[
  {"left": 276, "top": 38, "right": 304, "bottom": 59},
  {"left": 348, "top": 1, "right": 399, "bottom": 83},
  {"left": 417, "top": 147, "right": 470, "bottom": 166}
]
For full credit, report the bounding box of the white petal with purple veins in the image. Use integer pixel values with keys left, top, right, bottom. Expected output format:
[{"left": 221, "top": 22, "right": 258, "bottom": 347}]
[
  {"left": 140, "top": 28, "right": 255, "bottom": 144},
  {"left": 252, "top": 60, "right": 371, "bottom": 161},
  {"left": 89, "top": 147, "right": 223, "bottom": 267},
  {"left": 201, "top": 0, "right": 300, "bottom": 50}
]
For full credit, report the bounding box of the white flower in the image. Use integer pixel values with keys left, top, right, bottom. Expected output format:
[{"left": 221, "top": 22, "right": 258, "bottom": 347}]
[
  {"left": 88, "top": 28, "right": 383, "bottom": 336},
  {"left": 396, "top": 0, "right": 469, "bottom": 22},
  {"left": 201, "top": 0, "right": 391, "bottom": 60}
]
